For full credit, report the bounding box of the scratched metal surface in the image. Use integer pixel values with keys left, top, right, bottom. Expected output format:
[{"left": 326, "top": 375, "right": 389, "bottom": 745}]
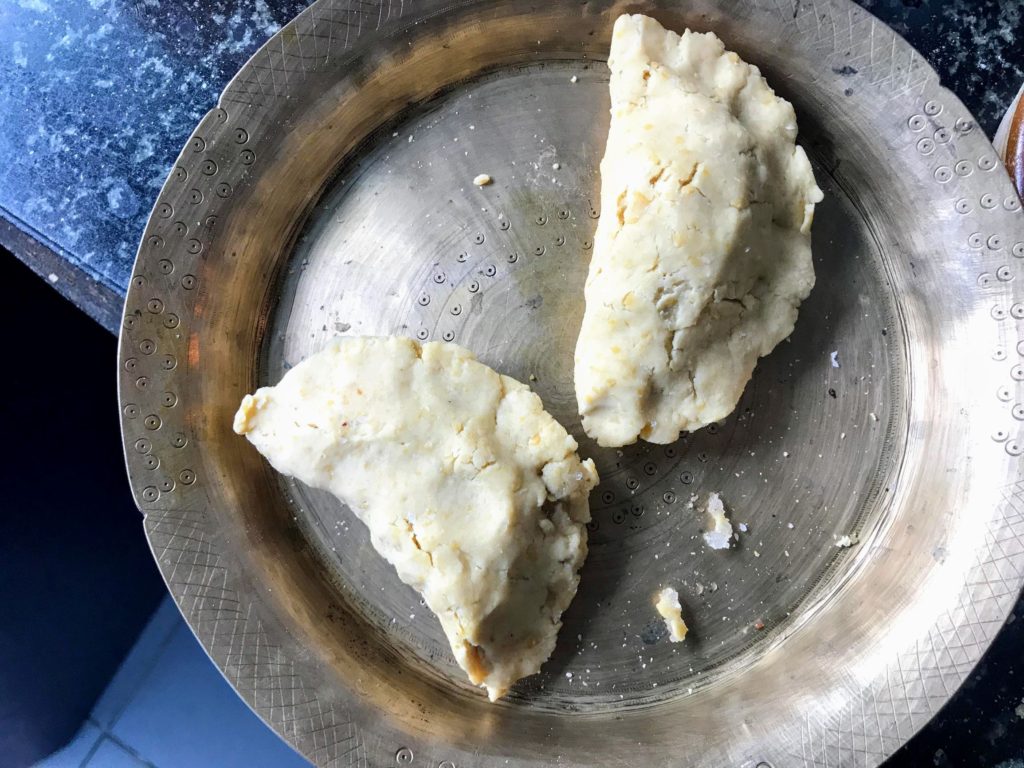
[{"left": 118, "top": 0, "right": 1024, "bottom": 766}]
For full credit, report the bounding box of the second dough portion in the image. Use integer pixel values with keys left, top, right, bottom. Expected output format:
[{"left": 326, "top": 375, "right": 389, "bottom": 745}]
[{"left": 574, "top": 14, "right": 823, "bottom": 447}]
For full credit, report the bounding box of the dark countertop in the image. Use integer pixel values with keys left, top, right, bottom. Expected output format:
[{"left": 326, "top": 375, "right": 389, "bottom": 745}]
[
  {"left": 0, "top": 0, "right": 309, "bottom": 327},
  {"left": 1, "top": 0, "right": 1021, "bottom": 328},
  {"left": 0, "top": 0, "right": 1021, "bottom": 765}
]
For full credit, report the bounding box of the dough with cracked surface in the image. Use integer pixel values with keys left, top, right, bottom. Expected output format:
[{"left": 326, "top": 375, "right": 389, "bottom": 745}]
[
  {"left": 574, "top": 14, "right": 823, "bottom": 446},
  {"left": 234, "top": 336, "right": 598, "bottom": 701}
]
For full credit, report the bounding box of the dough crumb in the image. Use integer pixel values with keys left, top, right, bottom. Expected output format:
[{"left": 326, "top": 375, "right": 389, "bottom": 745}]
[
  {"left": 570, "top": 75, "right": 579, "bottom": 83},
  {"left": 834, "top": 533, "right": 860, "bottom": 548},
  {"left": 654, "top": 587, "right": 688, "bottom": 641},
  {"left": 830, "top": 350, "right": 840, "bottom": 368},
  {"left": 702, "top": 492, "right": 733, "bottom": 550},
  {"left": 472, "top": 173, "right": 493, "bottom": 186}
]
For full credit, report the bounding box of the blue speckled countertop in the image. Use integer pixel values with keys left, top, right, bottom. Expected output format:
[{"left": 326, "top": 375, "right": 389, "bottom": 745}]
[
  {"left": 0, "top": 0, "right": 1021, "bottom": 309},
  {"left": 0, "top": 0, "right": 308, "bottom": 314},
  {"left": 0, "top": 0, "right": 1021, "bottom": 765}
]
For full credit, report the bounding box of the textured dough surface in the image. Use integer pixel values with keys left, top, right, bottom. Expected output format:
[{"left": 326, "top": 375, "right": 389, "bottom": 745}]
[
  {"left": 234, "top": 336, "right": 598, "bottom": 701},
  {"left": 574, "top": 14, "right": 824, "bottom": 447}
]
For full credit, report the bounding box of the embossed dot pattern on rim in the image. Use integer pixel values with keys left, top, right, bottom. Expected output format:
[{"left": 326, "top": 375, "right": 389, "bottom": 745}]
[{"left": 117, "top": 1, "right": 1024, "bottom": 767}]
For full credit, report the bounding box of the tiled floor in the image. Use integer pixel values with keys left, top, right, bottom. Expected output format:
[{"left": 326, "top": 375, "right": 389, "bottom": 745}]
[{"left": 33, "top": 598, "right": 311, "bottom": 768}]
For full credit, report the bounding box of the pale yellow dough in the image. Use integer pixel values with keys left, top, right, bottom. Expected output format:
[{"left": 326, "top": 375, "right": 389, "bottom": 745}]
[
  {"left": 575, "top": 14, "right": 824, "bottom": 447},
  {"left": 234, "top": 336, "right": 598, "bottom": 701},
  {"left": 655, "top": 587, "right": 688, "bottom": 642}
]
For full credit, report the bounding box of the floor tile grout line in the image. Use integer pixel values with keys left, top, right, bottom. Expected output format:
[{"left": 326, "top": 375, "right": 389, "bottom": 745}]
[
  {"left": 97, "top": 731, "right": 161, "bottom": 768},
  {"left": 98, "top": 614, "right": 183, "bottom": 734},
  {"left": 75, "top": 727, "right": 105, "bottom": 768}
]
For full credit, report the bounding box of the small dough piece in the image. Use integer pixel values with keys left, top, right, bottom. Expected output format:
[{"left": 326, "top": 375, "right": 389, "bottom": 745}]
[
  {"left": 234, "top": 336, "right": 598, "bottom": 701},
  {"left": 655, "top": 587, "right": 688, "bottom": 642},
  {"left": 703, "top": 491, "right": 733, "bottom": 550},
  {"left": 473, "top": 173, "right": 493, "bottom": 186},
  {"left": 574, "top": 14, "right": 824, "bottom": 446}
]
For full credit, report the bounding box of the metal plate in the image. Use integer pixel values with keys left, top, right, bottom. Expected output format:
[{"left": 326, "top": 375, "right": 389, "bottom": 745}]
[{"left": 118, "top": 1, "right": 1024, "bottom": 766}]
